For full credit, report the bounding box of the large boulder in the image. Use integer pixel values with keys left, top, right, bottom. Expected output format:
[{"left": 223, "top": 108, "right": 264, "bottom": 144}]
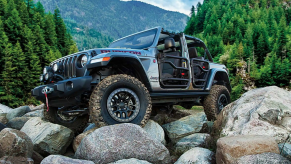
[
  {"left": 109, "top": 158, "right": 152, "bottom": 164},
  {"left": 6, "top": 117, "right": 31, "bottom": 130},
  {"left": 30, "top": 104, "right": 44, "bottom": 111},
  {"left": 143, "top": 120, "right": 166, "bottom": 145},
  {"left": 236, "top": 152, "right": 291, "bottom": 164},
  {"left": 214, "top": 86, "right": 291, "bottom": 144},
  {"left": 0, "top": 156, "right": 33, "bottom": 164},
  {"left": 216, "top": 135, "right": 280, "bottom": 164},
  {"left": 162, "top": 112, "right": 207, "bottom": 142},
  {"left": 0, "top": 103, "right": 12, "bottom": 114},
  {"left": 0, "top": 128, "right": 33, "bottom": 158},
  {"left": 279, "top": 143, "right": 291, "bottom": 161},
  {"left": 73, "top": 128, "right": 97, "bottom": 152},
  {"left": 6, "top": 106, "right": 31, "bottom": 121},
  {"left": 21, "top": 117, "right": 74, "bottom": 155},
  {"left": 41, "top": 155, "right": 94, "bottom": 164},
  {"left": 174, "top": 147, "right": 215, "bottom": 164},
  {"left": 75, "top": 123, "right": 171, "bottom": 164},
  {"left": 174, "top": 133, "right": 210, "bottom": 155},
  {"left": 0, "top": 113, "right": 8, "bottom": 125},
  {"left": 22, "top": 109, "right": 43, "bottom": 118}
]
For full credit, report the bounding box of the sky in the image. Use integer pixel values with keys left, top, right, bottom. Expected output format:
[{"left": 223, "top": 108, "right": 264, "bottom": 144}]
[{"left": 121, "top": 0, "right": 204, "bottom": 16}]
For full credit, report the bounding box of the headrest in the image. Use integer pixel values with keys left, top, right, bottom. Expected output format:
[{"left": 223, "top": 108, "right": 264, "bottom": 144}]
[
  {"left": 164, "top": 38, "right": 175, "bottom": 50},
  {"left": 188, "top": 47, "right": 198, "bottom": 58}
]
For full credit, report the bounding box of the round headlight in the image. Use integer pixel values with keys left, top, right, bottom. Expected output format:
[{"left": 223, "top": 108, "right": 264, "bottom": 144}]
[
  {"left": 45, "top": 73, "right": 49, "bottom": 80},
  {"left": 43, "top": 67, "right": 47, "bottom": 74},
  {"left": 81, "top": 55, "right": 88, "bottom": 67},
  {"left": 40, "top": 75, "right": 44, "bottom": 82},
  {"left": 53, "top": 63, "right": 58, "bottom": 72}
]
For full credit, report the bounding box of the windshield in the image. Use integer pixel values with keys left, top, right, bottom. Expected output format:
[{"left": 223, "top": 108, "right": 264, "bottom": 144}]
[{"left": 109, "top": 29, "right": 157, "bottom": 49}]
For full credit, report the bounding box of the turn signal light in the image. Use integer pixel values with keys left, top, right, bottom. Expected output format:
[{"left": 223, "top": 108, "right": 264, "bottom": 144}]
[{"left": 103, "top": 57, "right": 111, "bottom": 61}]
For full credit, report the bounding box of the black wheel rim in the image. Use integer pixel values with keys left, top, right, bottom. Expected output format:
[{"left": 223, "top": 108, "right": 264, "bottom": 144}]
[
  {"left": 107, "top": 88, "right": 140, "bottom": 122},
  {"left": 218, "top": 94, "right": 228, "bottom": 113}
]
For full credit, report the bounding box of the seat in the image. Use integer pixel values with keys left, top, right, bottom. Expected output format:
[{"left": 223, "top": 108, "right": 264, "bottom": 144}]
[
  {"left": 188, "top": 47, "right": 203, "bottom": 77},
  {"left": 161, "top": 38, "right": 181, "bottom": 79}
]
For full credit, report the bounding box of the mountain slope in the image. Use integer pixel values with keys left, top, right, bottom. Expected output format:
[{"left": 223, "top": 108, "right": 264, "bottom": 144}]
[{"left": 37, "top": 0, "right": 188, "bottom": 39}]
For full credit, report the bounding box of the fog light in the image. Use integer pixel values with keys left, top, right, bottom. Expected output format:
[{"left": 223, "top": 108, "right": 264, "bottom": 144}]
[{"left": 40, "top": 75, "right": 44, "bottom": 82}]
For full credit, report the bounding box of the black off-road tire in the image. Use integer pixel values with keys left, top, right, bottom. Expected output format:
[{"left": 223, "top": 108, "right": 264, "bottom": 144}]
[
  {"left": 89, "top": 74, "right": 152, "bottom": 128},
  {"left": 43, "top": 106, "right": 89, "bottom": 133},
  {"left": 203, "top": 85, "right": 230, "bottom": 121}
]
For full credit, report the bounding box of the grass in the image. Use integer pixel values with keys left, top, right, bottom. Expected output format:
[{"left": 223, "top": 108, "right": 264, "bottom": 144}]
[{"left": 174, "top": 105, "right": 204, "bottom": 111}]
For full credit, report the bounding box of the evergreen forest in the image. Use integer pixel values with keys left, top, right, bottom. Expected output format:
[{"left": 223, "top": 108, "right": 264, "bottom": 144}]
[
  {"left": 185, "top": 0, "right": 291, "bottom": 100},
  {"left": 0, "top": 0, "right": 78, "bottom": 107}
]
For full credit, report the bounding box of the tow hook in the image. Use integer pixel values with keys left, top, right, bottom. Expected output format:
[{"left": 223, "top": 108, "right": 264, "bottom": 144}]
[{"left": 42, "top": 87, "right": 54, "bottom": 94}]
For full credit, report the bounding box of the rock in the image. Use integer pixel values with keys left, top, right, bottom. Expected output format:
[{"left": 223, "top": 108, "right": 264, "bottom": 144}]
[
  {"left": 21, "top": 117, "right": 74, "bottom": 155},
  {"left": 174, "top": 147, "right": 215, "bottom": 164},
  {"left": 75, "top": 123, "right": 171, "bottom": 164},
  {"left": 214, "top": 86, "right": 291, "bottom": 144},
  {"left": 162, "top": 112, "right": 207, "bottom": 142},
  {"left": 31, "top": 104, "right": 44, "bottom": 111},
  {"left": 0, "top": 123, "right": 5, "bottom": 132},
  {"left": 0, "top": 103, "right": 12, "bottom": 114},
  {"left": 174, "top": 133, "right": 210, "bottom": 155},
  {"left": 83, "top": 123, "right": 96, "bottom": 133},
  {"left": 22, "top": 109, "right": 43, "bottom": 118},
  {"left": 32, "top": 151, "right": 44, "bottom": 164},
  {"left": 143, "top": 120, "right": 166, "bottom": 145},
  {"left": 6, "top": 117, "right": 31, "bottom": 130},
  {"left": 73, "top": 128, "right": 96, "bottom": 152},
  {"left": 0, "top": 156, "right": 33, "bottom": 164},
  {"left": 279, "top": 143, "right": 291, "bottom": 160},
  {"left": 0, "top": 113, "right": 8, "bottom": 124},
  {"left": 6, "top": 106, "right": 31, "bottom": 121},
  {"left": 216, "top": 135, "right": 280, "bottom": 164},
  {"left": 0, "top": 128, "right": 33, "bottom": 158},
  {"left": 41, "top": 155, "right": 94, "bottom": 164},
  {"left": 109, "top": 158, "right": 152, "bottom": 164},
  {"left": 236, "top": 152, "right": 291, "bottom": 164}
]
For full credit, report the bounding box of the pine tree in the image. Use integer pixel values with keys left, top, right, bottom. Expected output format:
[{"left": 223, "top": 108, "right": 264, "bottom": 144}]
[
  {"left": 54, "top": 8, "right": 69, "bottom": 56},
  {"left": 43, "top": 13, "right": 57, "bottom": 47},
  {"left": 0, "top": 0, "right": 7, "bottom": 17},
  {"left": 4, "top": 9, "right": 23, "bottom": 44},
  {"left": 276, "top": 16, "right": 288, "bottom": 61}
]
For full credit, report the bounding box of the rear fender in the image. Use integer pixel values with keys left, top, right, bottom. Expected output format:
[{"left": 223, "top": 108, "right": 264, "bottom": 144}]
[{"left": 205, "top": 68, "right": 231, "bottom": 92}]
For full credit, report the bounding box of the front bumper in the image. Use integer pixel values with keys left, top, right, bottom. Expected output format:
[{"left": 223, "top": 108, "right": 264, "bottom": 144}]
[{"left": 32, "top": 76, "right": 92, "bottom": 105}]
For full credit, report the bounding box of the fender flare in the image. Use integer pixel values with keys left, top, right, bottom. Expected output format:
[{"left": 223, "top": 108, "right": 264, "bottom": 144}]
[{"left": 205, "top": 68, "right": 232, "bottom": 92}]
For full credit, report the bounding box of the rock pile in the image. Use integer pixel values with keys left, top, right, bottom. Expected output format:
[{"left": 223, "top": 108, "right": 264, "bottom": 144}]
[{"left": 0, "top": 86, "right": 290, "bottom": 164}]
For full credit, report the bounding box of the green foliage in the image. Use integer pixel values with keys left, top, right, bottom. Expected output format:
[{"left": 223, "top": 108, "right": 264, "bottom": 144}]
[
  {"left": 185, "top": 0, "right": 291, "bottom": 101},
  {"left": 0, "top": 0, "right": 76, "bottom": 107}
]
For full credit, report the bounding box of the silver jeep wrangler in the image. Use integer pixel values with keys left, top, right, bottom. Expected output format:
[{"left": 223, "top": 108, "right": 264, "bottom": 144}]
[{"left": 32, "top": 27, "right": 231, "bottom": 132}]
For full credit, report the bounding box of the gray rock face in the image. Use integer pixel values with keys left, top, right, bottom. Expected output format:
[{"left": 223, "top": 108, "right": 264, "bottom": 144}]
[
  {"left": 0, "top": 113, "right": 8, "bottom": 125},
  {"left": 75, "top": 123, "right": 171, "bottom": 164},
  {"left": 41, "top": 155, "right": 94, "bottom": 164},
  {"left": 21, "top": 117, "right": 74, "bottom": 155},
  {"left": 73, "top": 128, "right": 97, "bottom": 152},
  {"left": 83, "top": 123, "right": 96, "bottom": 133},
  {"left": 143, "top": 120, "right": 166, "bottom": 145},
  {"left": 109, "top": 158, "right": 152, "bottom": 164},
  {"left": 279, "top": 143, "right": 291, "bottom": 161},
  {"left": 0, "top": 104, "right": 12, "bottom": 114},
  {"left": 6, "top": 106, "right": 31, "bottom": 121},
  {"left": 174, "top": 133, "right": 210, "bottom": 155},
  {"left": 6, "top": 117, "right": 31, "bottom": 130},
  {"left": 162, "top": 112, "right": 207, "bottom": 142},
  {"left": 22, "top": 109, "right": 43, "bottom": 118},
  {"left": 215, "top": 86, "right": 291, "bottom": 144},
  {"left": 0, "top": 156, "right": 34, "bottom": 164},
  {"left": 0, "top": 128, "right": 33, "bottom": 158},
  {"left": 30, "top": 104, "right": 44, "bottom": 111},
  {"left": 236, "top": 152, "right": 291, "bottom": 164},
  {"left": 174, "top": 147, "right": 215, "bottom": 164}
]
